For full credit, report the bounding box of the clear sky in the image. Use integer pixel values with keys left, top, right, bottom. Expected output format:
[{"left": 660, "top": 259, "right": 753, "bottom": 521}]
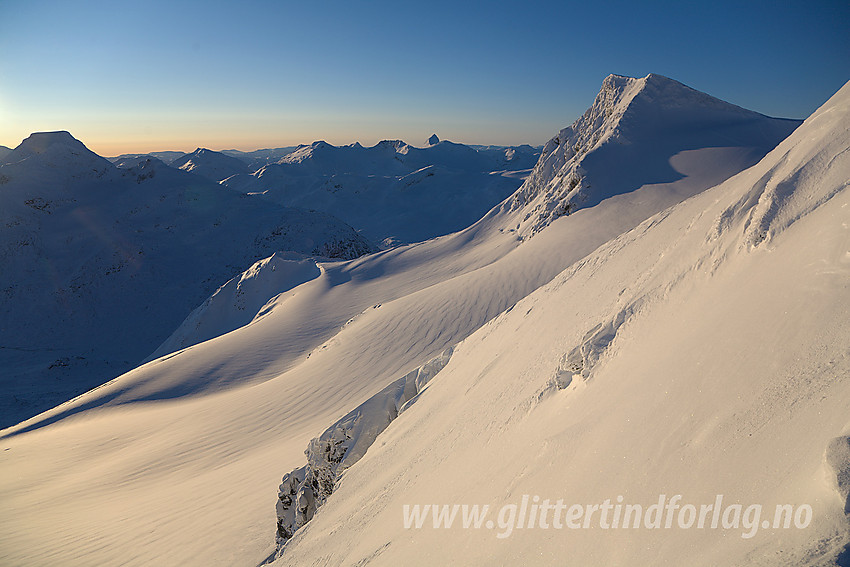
[{"left": 1, "top": 0, "right": 848, "bottom": 156}]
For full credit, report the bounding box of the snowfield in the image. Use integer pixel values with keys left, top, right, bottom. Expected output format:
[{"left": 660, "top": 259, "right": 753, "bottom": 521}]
[{"left": 0, "top": 74, "right": 847, "bottom": 567}]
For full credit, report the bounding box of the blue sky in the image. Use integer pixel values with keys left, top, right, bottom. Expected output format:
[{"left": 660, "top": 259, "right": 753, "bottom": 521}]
[{"left": 1, "top": 0, "right": 848, "bottom": 155}]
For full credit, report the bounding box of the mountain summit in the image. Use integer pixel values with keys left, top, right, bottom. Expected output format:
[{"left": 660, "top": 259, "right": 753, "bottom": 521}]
[
  {"left": 4, "top": 131, "right": 115, "bottom": 180},
  {"left": 500, "top": 73, "right": 801, "bottom": 237},
  {"left": 170, "top": 147, "right": 250, "bottom": 182}
]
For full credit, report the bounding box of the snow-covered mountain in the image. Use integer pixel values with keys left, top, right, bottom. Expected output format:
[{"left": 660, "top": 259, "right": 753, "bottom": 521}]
[
  {"left": 222, "top": 137, "right": 540, "bottom": 245},
  {"left": 170, "top": 147, "right": 251, "bottom": 182},
  {"left": 0, "top": 132, "right": 373, "bottom": 427},
  {"left": 220, "top": 146, "right": 299, "bottom": 170},
  {"left": 0, "top": 75, "right": 841, "bottom": 567},
  {"left": 112, "top": 154, "right": 170, "bottom": 170},
  {"left": 109, "top": 150, "right": 186, "bottom": 164},
  {"left": 498, "top": 73, "right": 801, "bottom": 238},
  {"left": 0, "top": 145, "right": 12, "bottom": 163}
]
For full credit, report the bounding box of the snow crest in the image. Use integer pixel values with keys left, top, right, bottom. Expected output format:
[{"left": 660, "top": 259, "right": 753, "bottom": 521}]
[
  {"left": 149, "top": 252, "right": 322, "bottom": 360},
  {"left": 714, "top": 81, "right": 850, "bottom": 250}
]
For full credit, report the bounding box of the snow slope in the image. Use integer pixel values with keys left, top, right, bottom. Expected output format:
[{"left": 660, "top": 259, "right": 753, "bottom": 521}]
[
  {"left": 0, "top": 145, "right": 12, "bottom": 163},
  {"left": 274, "top": 79, "right": 850, "bottom": 566},
  {"left": 0, "top": 134, "right": 373, "bottom": 427},
  {"left": 222, "top": 138, "right": 540, "bottom": 245},
  {"left": 170, "top": 147, "right": 251, "bottom": 182},
  {"left": 0, "top": 76, "right": 812, "bottom": 566}
]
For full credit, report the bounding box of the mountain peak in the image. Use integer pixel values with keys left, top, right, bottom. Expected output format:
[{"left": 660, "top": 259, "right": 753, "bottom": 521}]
[
  {"left": 427, "top": 134, "right": 440, "bottom": 146},
  {"left": 15, "top": 131, "right": 88, "bottom": 156},
  {"left": 501, "top": 73, "right": 801, "bottom": 238},
  {"left": 4, "top": 131, "right": 114, "bottom": 176},
  {"left": 171, "top": 147, "right": 249, "bottom": 182}
]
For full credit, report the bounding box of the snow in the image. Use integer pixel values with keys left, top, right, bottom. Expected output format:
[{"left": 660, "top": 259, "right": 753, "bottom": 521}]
[
  {"left": 274, "top": 347, "right": 453, "bottom": 543},
  {"left": 271, "top": 78, "right": 850, "bottom": 566},
  {"left": 502, "top": 74, "right": 800, "bottom": 238},
  {"left": 222, "top": 138, "right": 540, "bottom": 245},
  {"left": 0, "top": 145, "right": 13, "bottom": 164},
  {"left": 219, "top": 146, "right": 299, "bottom": 170},
  {"left": 0, "top": 135, "right": 373, "bottom": 427},
  {"left": 170, "top": 147, "right": 251, "bottom": 182},
  {"left": 1, "top": 75, "right": 844, "bottom": 567},
  {"left": 148, "top": 252, "right": 323, "bottom": 360},
  {"left": 109, "top": 150, "right": 188, "bottom": 164}
]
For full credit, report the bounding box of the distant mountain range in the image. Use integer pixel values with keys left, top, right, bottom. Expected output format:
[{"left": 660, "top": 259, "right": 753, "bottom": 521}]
[
  {"left": 0, "top": 132, "right": 372, "bottom": 427},
  {"left": 110, "top": 137, "right": 541, "bottom": 245}
]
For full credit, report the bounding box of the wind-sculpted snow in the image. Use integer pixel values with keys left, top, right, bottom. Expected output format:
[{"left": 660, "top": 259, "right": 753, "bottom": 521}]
[
  {"left": 502, "top": 74, "right": 801, "bottom": 238},
  {"left": 274, "top": 347, "right": 453, "bottom": 548},
  {"left": 706, "top": 83, "right": 850, "bottom": 251},
  {"left": 826, "top": 437, "right": 850, "bottom": 514},
  {"left": 559, "top": 298, "right": 645, "bottom": 383}
]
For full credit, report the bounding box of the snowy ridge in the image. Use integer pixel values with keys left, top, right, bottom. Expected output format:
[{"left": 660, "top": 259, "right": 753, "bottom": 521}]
[
  {"left": 500, "top": 74, "right": 801, "bottom": 238},
  {"left": 113, "top": 154, "right": 169, "bottom": 172},
  {"left": 275, "top": 347, "right": 453, "bottom": 547},
  {"left": 109, "top": 150, "right": 187, "bottom": 164},
  {"left": 219, "top": 146, "right": 299, "bottom": 170},
  {"left": 170, "top": 147, "right": 250, "bottom": 182},
  {"left": 148, "top": 252, "right": 322, "bottom": 360}
]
